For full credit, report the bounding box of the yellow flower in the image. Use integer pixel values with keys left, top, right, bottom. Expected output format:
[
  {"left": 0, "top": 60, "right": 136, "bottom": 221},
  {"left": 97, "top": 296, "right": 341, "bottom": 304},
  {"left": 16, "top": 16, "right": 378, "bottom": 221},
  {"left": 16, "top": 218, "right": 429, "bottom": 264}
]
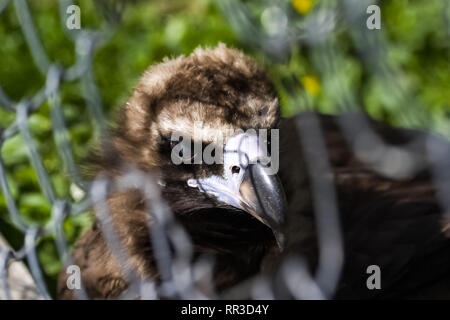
[
  {"left": 292, "top": 0, "right": 315, "bottom": 14},
  {"left": 301, "top": 75, "right": 320, "bottom": 96}
]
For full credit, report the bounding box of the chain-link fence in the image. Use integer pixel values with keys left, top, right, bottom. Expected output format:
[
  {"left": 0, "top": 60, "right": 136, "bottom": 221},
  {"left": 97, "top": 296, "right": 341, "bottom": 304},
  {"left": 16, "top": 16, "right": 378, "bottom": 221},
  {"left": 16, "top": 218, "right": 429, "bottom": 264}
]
[{"left": 0, "top": 0, "right": 449, "bottom": 300}]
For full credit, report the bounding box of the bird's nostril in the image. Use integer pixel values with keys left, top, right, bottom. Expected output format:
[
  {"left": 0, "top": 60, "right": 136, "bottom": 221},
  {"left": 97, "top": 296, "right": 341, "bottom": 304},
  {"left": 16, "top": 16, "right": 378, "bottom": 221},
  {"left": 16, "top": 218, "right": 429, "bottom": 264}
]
[{"left": 231, "top": 166, "right": 241, "bottom": 175}]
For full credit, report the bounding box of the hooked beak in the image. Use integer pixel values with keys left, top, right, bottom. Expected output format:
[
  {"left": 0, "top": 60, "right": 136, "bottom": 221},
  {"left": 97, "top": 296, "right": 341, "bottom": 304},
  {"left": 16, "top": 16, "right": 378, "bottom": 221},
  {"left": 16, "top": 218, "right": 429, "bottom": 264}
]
[
  {"left": 187, "top": 133, "right": 287, "bottom": 248},
  {"left": 237, "top": 163, "right": 286, "bottom": 248}
]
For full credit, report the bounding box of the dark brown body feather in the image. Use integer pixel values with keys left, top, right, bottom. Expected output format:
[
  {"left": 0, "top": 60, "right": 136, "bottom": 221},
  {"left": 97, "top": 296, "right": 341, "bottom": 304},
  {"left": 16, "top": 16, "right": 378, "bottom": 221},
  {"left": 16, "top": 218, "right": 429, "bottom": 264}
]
[{"left": 59, "top": 111, "right": 450, "bottom": 299}]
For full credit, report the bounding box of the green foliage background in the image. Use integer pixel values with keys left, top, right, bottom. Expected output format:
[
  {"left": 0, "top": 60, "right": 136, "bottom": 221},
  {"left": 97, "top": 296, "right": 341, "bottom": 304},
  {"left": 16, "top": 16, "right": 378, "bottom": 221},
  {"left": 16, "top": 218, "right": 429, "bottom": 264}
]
[{"left": 0, "top": 0, "right": 448, "bottom": 297}]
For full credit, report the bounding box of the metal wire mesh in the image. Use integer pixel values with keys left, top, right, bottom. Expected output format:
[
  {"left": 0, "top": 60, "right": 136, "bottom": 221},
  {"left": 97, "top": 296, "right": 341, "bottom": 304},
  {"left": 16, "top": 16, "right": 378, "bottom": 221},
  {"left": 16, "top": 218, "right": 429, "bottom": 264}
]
[
  {"left": 0, "top": 0, "right": 113, "bottom": 299},
  {"left": 0, "top": 0, "right": 448, "bottom": 300}
]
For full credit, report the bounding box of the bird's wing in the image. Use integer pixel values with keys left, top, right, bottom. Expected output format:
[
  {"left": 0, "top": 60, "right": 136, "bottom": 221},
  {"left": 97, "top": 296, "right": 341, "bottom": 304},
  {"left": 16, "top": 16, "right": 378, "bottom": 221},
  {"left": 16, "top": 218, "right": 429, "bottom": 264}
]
[
  {"left": 334, "top": 177, "right": 450, "bottom": 299},
  {"left": 279, "top": 112, "right": 450, "bottom": 299}
]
